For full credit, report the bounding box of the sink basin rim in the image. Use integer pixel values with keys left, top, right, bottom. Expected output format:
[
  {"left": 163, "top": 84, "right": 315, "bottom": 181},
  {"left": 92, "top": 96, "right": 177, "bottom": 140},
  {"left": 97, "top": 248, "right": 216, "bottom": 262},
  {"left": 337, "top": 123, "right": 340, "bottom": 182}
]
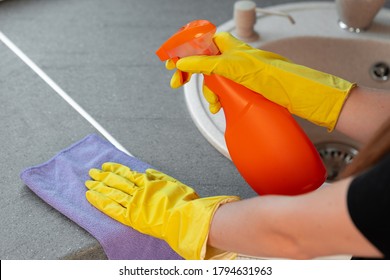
[{"left": 183, "top": 2, "right": 390, "bottom": 160}]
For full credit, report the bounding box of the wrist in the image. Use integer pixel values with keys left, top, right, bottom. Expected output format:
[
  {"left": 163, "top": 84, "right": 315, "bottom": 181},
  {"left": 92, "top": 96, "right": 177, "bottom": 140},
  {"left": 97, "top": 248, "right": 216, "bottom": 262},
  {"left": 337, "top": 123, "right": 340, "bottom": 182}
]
[{"left": 167, "top": 195, "right": 239, "bottom": 259}]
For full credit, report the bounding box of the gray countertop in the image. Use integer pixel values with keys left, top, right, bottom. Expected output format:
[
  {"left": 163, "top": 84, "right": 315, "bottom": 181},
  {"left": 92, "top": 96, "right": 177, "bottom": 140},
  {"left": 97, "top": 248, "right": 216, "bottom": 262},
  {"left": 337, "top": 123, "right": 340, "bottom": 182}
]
[{"left": 1, "top": 0, "right": 387, "bottom": 259}]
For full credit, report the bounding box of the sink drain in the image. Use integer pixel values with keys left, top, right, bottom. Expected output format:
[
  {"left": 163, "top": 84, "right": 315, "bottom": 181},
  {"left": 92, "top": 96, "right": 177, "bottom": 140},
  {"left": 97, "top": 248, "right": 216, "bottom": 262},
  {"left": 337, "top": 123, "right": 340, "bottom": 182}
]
[
  {"left": 370, "top": 62, "right": 390, "bottom": 82},
  {"left": 315, "top": 142, "right": 359, "bottom": 182}
]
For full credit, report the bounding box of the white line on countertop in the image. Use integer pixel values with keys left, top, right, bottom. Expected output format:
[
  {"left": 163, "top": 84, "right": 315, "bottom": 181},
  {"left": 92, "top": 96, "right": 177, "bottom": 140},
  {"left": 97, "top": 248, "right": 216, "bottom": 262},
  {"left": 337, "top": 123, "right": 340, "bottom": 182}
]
[{"left": 0, "top": 31, "right": 132, "bottom": 156}]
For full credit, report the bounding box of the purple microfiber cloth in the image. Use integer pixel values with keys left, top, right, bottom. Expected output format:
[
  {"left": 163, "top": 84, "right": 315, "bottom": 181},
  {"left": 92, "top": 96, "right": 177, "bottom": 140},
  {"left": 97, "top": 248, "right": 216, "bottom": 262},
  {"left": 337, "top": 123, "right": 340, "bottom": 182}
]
[{"left": 20, "top": 134, "right": 183, "bottom": 260}]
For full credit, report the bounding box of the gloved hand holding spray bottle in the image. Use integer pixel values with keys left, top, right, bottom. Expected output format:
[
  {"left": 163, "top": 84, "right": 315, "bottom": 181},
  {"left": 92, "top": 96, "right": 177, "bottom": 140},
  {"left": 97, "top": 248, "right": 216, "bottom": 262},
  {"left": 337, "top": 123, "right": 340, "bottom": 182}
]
[{"left": 156, "top": 20, "right": 334, "bottom": 195}]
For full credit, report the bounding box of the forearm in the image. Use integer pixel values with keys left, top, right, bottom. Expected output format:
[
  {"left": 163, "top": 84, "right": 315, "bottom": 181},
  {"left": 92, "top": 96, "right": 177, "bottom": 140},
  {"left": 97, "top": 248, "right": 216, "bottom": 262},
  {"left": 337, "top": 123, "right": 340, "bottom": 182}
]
[
  {"left": 208, "top": 195, "right": 311, "bottom": 259},
  {"left": 336, "top": 86, "right": 390, "bottom": 144},
  {"left": 208, "top": 177, "right": 382, "bottom": 259}
]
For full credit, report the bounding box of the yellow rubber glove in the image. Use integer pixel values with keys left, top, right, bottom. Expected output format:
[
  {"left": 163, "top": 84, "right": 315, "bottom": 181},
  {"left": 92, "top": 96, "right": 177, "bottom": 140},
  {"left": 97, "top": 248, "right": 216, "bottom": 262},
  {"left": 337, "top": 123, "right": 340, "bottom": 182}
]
[
  {"left": 165, "top": 59, "right": 192, "bottom": 88},
  {"left": 174, "top": 32, "right": 356, "bottom": 131},
  {"left": 167, "top": 59, "right": 222, "bottom": 114},
  {"left": 85, "top": 162, "right": 239, "bottom": 260}
]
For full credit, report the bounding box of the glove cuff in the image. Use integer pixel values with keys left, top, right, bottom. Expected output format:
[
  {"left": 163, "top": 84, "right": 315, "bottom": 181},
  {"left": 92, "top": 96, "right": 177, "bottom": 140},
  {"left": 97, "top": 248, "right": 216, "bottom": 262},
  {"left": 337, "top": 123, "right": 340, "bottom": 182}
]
[
  {"left": 323, "top": 82, "right": 356, "bottom": 131},
  {"left": 263, "top": 60, "right": 356, "bottom": 131},
  {"left": 165, "top": 195, "right": 240, "bottom": 260},
  {"left": 283, "top": 65, "right": 356, "bottom": 131},
  {"left": 199, "top": 196, "right": 240, "bottom": 260}
]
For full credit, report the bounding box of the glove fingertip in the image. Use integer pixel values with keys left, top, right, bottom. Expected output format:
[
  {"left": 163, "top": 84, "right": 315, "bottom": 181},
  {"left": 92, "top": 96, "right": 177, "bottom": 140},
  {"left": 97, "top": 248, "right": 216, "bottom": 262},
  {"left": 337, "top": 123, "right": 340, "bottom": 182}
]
[
  {"left": 170, "top": 79, "right": 181, "bottom": 89},
  {"left": 165, "top": 59, "right": 176, "bottom": 70},
  {"left": 88, "top": 168, "right": 101, "bottom": 178},
  {"left": 202, "top": 85, "right": 219, "bottom": 103},
  {"left": 102, "top": 162, "right": 130, "bottom": 173},
  {"left": 85, "top": 189, "right": 98, "bottom": 205},
  {"left": 145, "top": 168, "right": 158, "bottom": 173},
  {"left": 85, "top": 180, "right": 96, "bottom": 190},
  {"left": 209, "top": 103, "right": 221, "bottom": 114},
  {"left": 145, "top": 168, "right": 160, "bottom": 178},
  {"left": 171, "top": 75, "right": 192, "bottom": 89},
  {"left": 101, "top": 162, "right": 116, "bottom": 170},
  {"left": 146, "top": 168, "right": 166, "bottom": 175},
  {"left": 85, "top": 189, "right": 110, "bottom": 211},
  {"left": 170, "top": 70, "right": 183, "bottom": 88}
]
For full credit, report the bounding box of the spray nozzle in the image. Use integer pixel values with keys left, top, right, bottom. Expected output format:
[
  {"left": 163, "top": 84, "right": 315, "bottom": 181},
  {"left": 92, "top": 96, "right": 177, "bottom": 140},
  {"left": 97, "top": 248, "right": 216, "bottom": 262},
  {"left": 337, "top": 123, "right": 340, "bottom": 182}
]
[{"left": 156, "top": 20, "right": 219, "bottom": 62}]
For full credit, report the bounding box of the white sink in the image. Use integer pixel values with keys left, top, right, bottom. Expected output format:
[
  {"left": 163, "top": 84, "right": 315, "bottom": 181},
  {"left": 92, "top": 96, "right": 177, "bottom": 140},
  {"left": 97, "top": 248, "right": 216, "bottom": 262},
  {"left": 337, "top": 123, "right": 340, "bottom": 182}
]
[{"left": 184, "top": 2, "right": 390, "bottom": 173}]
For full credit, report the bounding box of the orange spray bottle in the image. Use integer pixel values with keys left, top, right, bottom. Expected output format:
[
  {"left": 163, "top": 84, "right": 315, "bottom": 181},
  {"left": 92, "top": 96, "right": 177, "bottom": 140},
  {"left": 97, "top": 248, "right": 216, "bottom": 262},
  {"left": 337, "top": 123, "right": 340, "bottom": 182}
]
[{"left": 156, "top": 20, "right": 326, "bottom": 195}]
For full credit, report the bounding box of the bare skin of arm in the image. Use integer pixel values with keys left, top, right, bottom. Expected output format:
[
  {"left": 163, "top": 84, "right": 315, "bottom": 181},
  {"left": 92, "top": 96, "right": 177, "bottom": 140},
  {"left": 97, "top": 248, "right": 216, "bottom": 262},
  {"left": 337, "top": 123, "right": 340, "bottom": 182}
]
[
  {"left": 208, "top": 178, "right": 382, "bottom": 259},
  {"left": 336, "top": 86, "right": 390, "bottom": 144},
  {"left": 208, "top": 86, "right": 390, "bottom": 259}
]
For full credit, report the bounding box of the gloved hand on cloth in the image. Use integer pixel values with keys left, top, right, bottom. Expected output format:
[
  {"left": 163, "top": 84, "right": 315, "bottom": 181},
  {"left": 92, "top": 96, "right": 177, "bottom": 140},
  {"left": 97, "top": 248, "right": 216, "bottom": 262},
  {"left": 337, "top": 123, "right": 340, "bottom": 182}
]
[
  {"left": 168, "top": 32, "right": 356, "bottom": 131},
  {"left": 85, "top": 162, "right": 239, "bottom": 260}
]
